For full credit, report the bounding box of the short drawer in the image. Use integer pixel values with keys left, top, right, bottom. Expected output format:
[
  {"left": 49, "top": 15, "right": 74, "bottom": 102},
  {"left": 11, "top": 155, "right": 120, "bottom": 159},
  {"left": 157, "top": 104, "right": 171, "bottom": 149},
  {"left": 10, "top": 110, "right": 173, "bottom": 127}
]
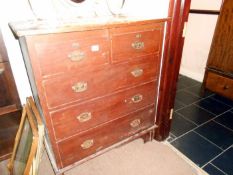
[
  {"left": 52, "top": 81, "right": 157, "bottom": 140},
  {"left": 43, "top": 56, "right": 158, "bottom": 108},
  {"left": 122, "top": 54, "right": 160, "bottom": 85},
  {"left": 111, "top": 23, "right": 164, "bottom": 63},
  {"left": 58, "top": 105, "right": 155, "bottom": 167},
  {"left": 30, "top": 30, "right": 110, "bottom": 78},
  {"left": 206, "top": 72, "right": 233, "bottom": 99}
]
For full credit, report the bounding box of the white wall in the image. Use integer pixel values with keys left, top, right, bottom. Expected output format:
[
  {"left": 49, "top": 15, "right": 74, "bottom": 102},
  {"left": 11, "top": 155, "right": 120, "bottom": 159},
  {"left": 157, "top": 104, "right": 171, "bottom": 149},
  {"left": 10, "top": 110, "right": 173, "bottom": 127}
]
[
  {"left": 0, "top": 0, "right": 34, "bottom": 104},
  {"left": 191, "top": 0, "right": 222, "bottom": 10},
  {"left": 0, "top": 0, "right": 169, "bottom": 105},
  {"left": 180, "top": 0, "right": 222, "bottom": 82}
]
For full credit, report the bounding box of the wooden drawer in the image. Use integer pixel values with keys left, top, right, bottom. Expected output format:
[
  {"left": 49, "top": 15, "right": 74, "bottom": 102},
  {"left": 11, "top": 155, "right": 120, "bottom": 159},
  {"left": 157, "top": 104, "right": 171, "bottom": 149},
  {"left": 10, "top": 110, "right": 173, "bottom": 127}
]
[
  {"left": 58, "top": 105, "right": 155, "bottom": 167},
  {"left": 206, "top": 72, "right": 233, "bottom": 99},
  {"left": 52, "top": 81, "right": 157, "bottom": 140},
  {"left": 43, "top": 56, "right": 158, "bottom": 108},
  {"left": 120, "top": 54, "right": 160, "bottom": 85},
  {"left": 31, "top": 30, "right": 110, "bottom": 78},
  {"left": 111, "top": 23, "right": 164, "bottom": 63}
]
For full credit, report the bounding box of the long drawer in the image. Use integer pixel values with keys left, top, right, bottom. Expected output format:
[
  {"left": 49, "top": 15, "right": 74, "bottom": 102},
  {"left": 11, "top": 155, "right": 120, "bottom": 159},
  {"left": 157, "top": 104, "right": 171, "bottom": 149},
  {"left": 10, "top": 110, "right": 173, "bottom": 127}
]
[
  {"left": 43, "top": 55, "right": 159, "bottom": 108},
  {"left": 206, "top": 71, "right": 233, "bottom": 99},
  {"left": 111, "top": 23, "right": 164, "bottom": 63},
  {"left": 31, "top": 29, "right": 110, "bottom": 78},
  {"left": 58, "top": 105, "right": 155, "bottom": 167},
  {"left": 52, "top": 81, "right": 157, "bottom": 140}
]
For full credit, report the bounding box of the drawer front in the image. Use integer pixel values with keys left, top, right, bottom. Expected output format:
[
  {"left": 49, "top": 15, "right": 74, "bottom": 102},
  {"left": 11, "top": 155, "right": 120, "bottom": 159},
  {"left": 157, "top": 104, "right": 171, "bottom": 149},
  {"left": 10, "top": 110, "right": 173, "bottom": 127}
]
[
  {"left": 33, "top": 30, "right": 110, "bottom": 77},
  {"left": 58, "top": 105, "right": 155, "bottom": 167},
  {"left": 43, "top": 66, "right": 110, "bottom": 108},
  {"left": 43, "top": 56, "right": 158, "bottom": 108},
  {"left": 206, "top": 72, "right": 233, "bottom": 99},
  {"left": 122, "top": 54, "right": 160, "bottom": 85},
  {"left": 52, "top": 81, "right": 157, "bottom": 140},
  {"left": 111, "top": 23, "right": 164, "bottom": 63}
]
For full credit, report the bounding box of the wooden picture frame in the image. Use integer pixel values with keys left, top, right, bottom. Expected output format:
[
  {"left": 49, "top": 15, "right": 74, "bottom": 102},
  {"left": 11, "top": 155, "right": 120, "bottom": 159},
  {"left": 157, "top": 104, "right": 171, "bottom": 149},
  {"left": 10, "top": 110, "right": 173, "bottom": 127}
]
[
  {"left": 8, "top": 97, "right": 45, "bottom": 175},
  {"left": 26, "top": 97, "right": 45, "bottom": 175}
]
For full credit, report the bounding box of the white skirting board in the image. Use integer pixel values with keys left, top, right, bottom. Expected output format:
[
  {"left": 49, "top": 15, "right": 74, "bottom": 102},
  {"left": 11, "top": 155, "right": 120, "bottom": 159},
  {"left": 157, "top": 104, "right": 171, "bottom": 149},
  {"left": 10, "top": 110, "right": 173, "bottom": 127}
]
[{"left": 179, "top": 67, "right": 203, "bottom": 82}]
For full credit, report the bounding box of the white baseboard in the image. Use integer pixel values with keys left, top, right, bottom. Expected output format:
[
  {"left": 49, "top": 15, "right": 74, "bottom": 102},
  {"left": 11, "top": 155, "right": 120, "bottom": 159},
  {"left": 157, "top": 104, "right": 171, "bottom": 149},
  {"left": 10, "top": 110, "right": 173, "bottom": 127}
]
[{"left": 179, "top": 67, "right": 204, "bottom": 82}]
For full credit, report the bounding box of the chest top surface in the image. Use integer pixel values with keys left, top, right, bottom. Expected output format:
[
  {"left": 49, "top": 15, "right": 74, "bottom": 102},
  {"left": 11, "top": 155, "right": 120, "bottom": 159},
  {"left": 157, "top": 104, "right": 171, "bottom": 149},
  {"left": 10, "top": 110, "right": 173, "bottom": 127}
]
[{"left": 9, "top": 16, "right": 169, "bottom": 37}]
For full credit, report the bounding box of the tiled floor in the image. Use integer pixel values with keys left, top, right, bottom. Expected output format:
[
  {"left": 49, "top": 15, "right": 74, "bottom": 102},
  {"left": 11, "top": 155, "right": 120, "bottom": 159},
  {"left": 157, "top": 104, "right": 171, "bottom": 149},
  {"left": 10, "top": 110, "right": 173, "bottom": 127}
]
[{"left": 169, "top": 75, "right": 233, "bottom": 175}]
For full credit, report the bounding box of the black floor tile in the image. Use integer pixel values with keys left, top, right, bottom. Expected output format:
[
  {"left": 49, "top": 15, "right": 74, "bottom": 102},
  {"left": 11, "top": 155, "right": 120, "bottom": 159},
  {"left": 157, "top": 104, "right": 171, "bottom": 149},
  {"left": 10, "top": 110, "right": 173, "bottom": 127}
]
[
  {"left": 214, "top": 111, "right": 233, "bottom": 130},
  {"left": 177, "top": 105, "right": 215, "bottom": 125},
  {"left": 170, "top": 113, "right": 196, "bottom": 137},
  {"left": 195, "top": 121, "right": 233, "bottom": 150},
  {"left": 171, "top": 131, "right": 222, "bottom": 167},
  {"left": 172, "top": 75, "right": 233, "bottom": 173},
  {"left": 174, "top": 100, "right": 185, "bottom": 111},
  {"left": 212, "top": 94, "right": 233, "bottom": 107},
  {"left": 196, "top": 97, "right": 231, "bottom": 115},
  {"left": 212, "top": 147, "right": 233, "bottom": 175},
  {"left": 176, "top": 91, "right": 201, "bottom": 105},
  {"left": 203, "top": 164, "right": 226, "bottom": 175},
  {"left": 178, "top": 75, "right": 200, "bottom": 88},
  {"left": 177, "top": 82, "right": 187, "bottom": 91},
  {"left": 185, "top": 84, "right": 213, "bottom": 98}
]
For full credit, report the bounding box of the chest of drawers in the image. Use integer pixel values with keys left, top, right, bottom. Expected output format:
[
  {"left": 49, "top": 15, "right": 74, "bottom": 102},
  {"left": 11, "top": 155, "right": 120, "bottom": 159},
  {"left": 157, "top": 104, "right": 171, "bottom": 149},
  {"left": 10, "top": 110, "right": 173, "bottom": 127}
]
[
  {"left": 8, "top": 0, "right": 193, "bottom": 172},
  {"left": 9, "top": 9, "right": 191, "bottom": 171},
  {"left": 17, "top": 20, "right": 163, "bottom": 169}
]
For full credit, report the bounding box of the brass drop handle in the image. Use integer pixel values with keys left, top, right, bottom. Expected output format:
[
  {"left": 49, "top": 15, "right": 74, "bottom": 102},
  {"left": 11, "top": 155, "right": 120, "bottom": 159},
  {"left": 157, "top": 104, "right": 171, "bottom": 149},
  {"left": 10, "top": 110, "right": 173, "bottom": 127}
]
[
  {"left": 72, "top": 82, "right": 87, "bottom": 93},
  {"left": 131, "top": 94, "right": 143, "bottom": 103},
  {"left": 77, "top": 112, "right": 92, "bottom": 123},
  {"left": 132, "top": 41, "right": 144, "bottom": 50},
  {"left": 0, "top": 68, "right": 4, "bottom": 75},
  {"left": 131, "top": 68, "right": 143, "bottom": 77},
  {"left": 68, "top": 50, "right": 85, "bottom": 62},
  {"left": 81, "top": 139, "right": 94, "bottom": 149},
  {"left": 130, "top": 119, "right": 141, "bottom": 128}
]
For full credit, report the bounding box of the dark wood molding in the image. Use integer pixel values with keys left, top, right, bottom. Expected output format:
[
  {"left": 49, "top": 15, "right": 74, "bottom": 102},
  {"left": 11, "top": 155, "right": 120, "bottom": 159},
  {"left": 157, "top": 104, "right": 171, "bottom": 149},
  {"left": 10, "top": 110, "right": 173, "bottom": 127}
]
[
  {"left": 155, "top": 0, "right": 191, "bottom": 140},
  {"left": 0, "top": 29, "right": 8, "bottom": 63},
  {"left": 190, "top": 9, "right": 220, "bottom": 15}
]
